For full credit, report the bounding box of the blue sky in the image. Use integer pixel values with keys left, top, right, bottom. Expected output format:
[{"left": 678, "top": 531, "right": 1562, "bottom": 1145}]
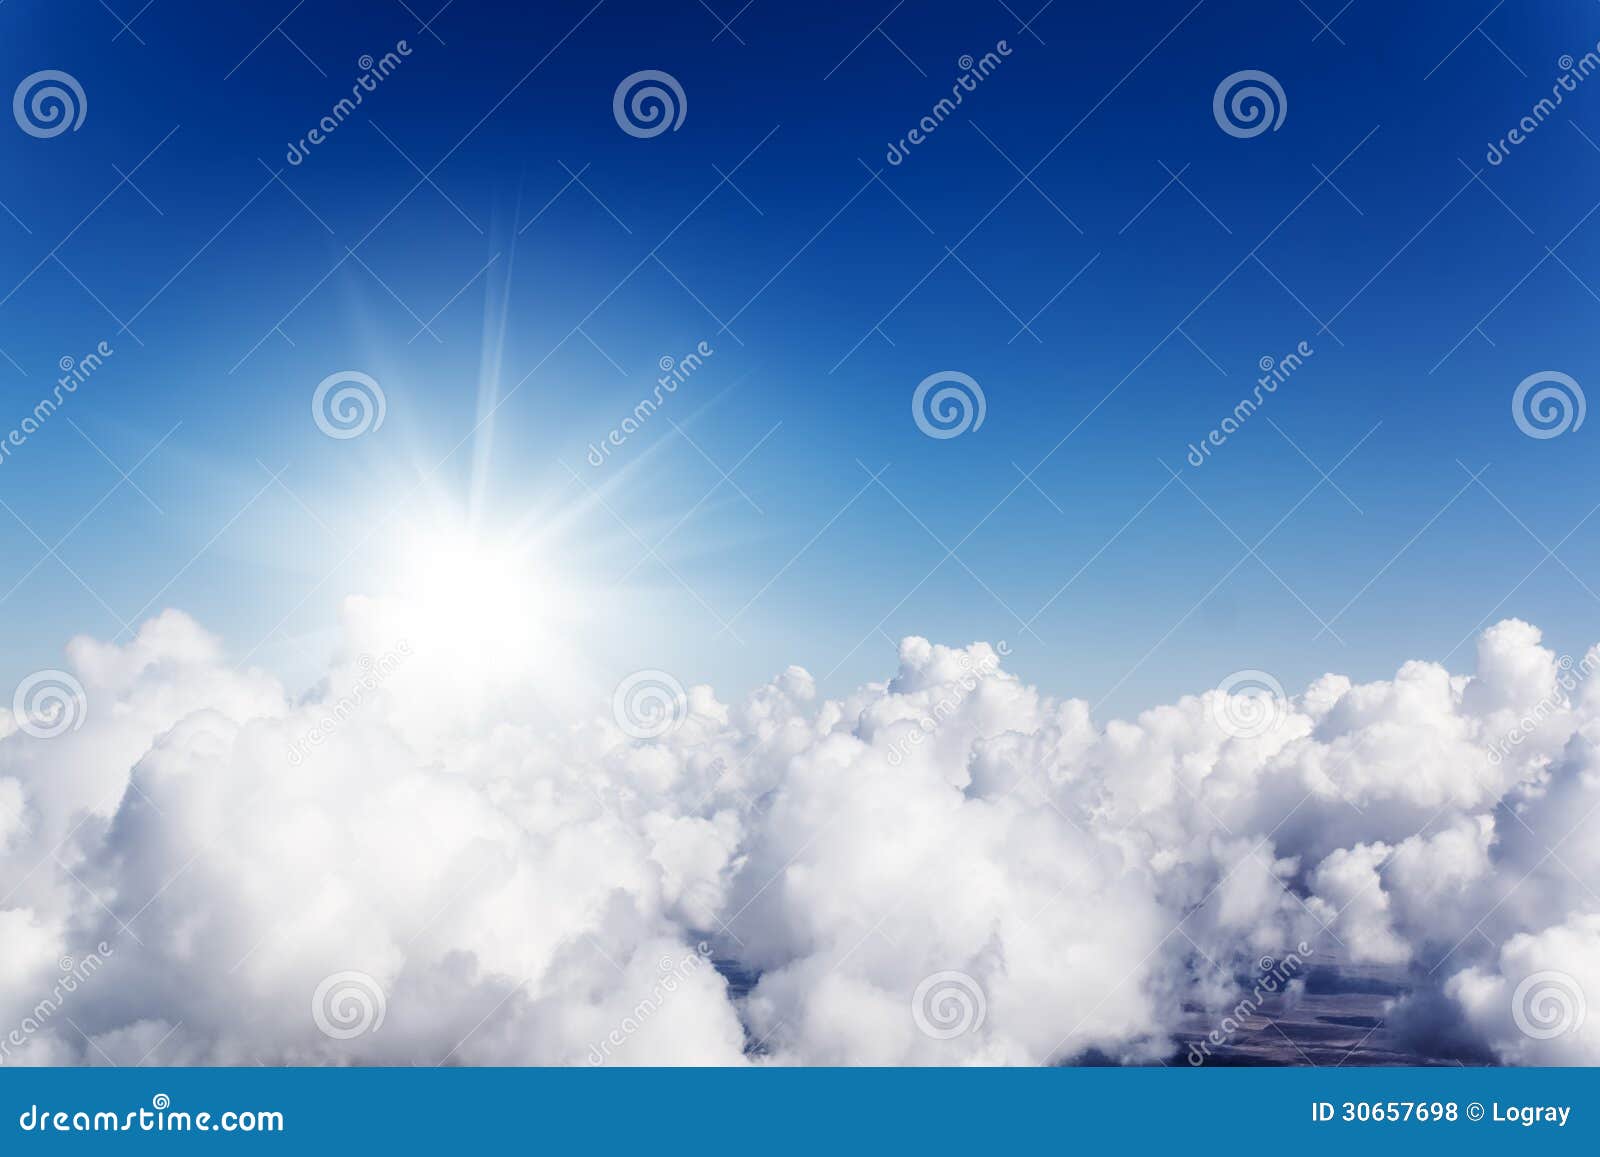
[{"left": 3, "top": 0, "right": 1599, "bottom": 714}]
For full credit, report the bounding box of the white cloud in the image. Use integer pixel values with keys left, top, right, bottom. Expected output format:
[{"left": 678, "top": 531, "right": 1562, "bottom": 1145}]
[
  {"left": 0, "top": 610, "right": 1595, "bottom": 1065},
  {"left": 1447, "top": 913, "right": 1600, "bottom": 1064}
]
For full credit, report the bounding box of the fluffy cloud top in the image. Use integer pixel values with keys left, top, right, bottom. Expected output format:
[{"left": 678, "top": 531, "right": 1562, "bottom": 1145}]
[{"left": 1, "top": 610, "right": 1595, "bottom": 1066}]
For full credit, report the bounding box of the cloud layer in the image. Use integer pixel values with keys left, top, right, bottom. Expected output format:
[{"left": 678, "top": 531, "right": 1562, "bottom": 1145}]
[{"left": 1, "top": 608, "right": 1596, "bottom": 1065}]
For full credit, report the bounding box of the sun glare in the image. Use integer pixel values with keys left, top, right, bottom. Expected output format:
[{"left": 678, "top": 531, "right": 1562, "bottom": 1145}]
[{"left": 391, "top": 527, "right": 574, "bottom": 666}]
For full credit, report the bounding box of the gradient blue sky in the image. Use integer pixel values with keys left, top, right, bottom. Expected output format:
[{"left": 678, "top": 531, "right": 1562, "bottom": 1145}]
[{"left": 2, "top": 0, "right": 1597, "bottom": 715}]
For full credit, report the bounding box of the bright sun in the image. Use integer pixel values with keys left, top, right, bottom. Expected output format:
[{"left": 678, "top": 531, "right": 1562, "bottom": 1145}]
[{"left": 390, "top": 526, "right": 575, "bottom": 669}]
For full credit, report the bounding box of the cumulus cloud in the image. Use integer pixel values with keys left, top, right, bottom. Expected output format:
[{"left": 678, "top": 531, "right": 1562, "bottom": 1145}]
[
  {"left": 1447, "top": 914, "right": 1600, "bottom": 1064},
  {"left": 0, "top": 608, "right": 1596, "bottom": 1066}
]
